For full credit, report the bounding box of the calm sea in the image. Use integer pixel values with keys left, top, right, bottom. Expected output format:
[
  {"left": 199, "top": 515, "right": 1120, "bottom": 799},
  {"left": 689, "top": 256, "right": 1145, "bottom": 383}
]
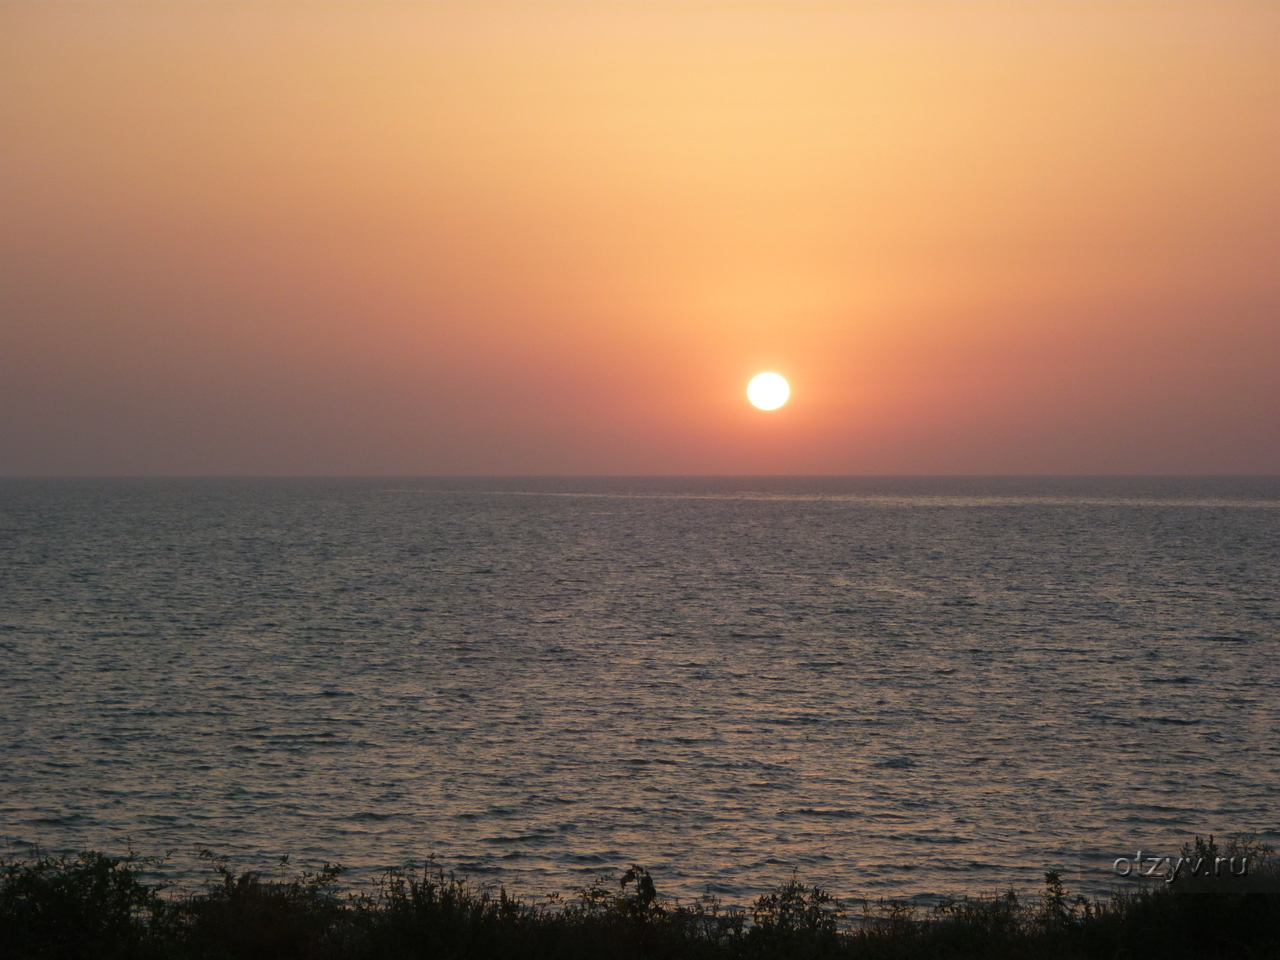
[{"left": 2, "top": 477, "right": 1277, "bottom": 904}]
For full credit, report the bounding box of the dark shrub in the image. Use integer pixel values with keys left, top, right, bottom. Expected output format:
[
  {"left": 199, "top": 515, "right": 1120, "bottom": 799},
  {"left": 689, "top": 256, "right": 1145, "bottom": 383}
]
[{"left": 0, "top": 851, "right": 164, "bottom": 960}]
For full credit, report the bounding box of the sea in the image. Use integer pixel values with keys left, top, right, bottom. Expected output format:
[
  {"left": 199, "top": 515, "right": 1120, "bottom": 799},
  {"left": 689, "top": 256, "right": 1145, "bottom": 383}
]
[{"left": 2, "top": 476, "right": 1277, "bottom": 905}]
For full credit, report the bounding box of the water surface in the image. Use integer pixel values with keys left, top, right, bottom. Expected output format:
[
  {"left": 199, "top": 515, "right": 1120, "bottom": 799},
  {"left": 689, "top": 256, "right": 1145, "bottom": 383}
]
[{"left": 2, "top": 477, "right": 1277, "bottom": 902}]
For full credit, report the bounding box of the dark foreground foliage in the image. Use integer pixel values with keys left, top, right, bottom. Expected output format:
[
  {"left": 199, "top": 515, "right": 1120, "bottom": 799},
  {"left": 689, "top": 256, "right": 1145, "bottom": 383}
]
[{"left": 2, "top": 835, "right": 1278, "bottom": 960}]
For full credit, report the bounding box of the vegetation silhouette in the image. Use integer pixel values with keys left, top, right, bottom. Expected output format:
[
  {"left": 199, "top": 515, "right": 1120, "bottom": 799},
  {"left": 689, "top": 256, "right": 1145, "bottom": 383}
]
[{"left": 2, "top": 835, "right": 1277, "bottom": 959}]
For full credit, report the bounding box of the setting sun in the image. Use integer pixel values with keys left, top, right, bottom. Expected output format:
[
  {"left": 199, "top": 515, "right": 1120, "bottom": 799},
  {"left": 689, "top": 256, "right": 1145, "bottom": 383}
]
[{"left": 747, "top": 373, "right": 790, "bottom": 411}]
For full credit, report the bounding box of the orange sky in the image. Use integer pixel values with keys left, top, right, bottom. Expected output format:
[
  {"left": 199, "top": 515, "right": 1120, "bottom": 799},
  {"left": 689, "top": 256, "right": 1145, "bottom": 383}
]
[{"left": 1, "top": 1, "right": 1277, "bottom": 475}]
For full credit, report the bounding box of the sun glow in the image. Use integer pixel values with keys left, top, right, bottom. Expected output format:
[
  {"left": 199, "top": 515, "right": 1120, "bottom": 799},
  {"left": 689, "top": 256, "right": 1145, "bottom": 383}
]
[{"left": 747, "top": 373, "right": 790, "bottom": 411}]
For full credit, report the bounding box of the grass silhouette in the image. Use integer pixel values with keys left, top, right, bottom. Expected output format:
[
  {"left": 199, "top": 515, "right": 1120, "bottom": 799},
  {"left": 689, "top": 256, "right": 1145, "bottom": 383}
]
[{"left": 2, "top": 836, "right": 1277, "bottom": 959}]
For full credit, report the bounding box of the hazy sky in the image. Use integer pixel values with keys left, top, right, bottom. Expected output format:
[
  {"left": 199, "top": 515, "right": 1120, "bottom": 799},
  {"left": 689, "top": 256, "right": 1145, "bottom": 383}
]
[{"left": 2, "top": 1, "right": 1277, "bottom": 475}]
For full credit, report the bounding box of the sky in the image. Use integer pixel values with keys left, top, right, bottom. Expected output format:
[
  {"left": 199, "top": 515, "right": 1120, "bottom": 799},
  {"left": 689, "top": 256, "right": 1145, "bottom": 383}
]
[{"left": 1, "top": 1, "right": 1277, "bottom": 476}]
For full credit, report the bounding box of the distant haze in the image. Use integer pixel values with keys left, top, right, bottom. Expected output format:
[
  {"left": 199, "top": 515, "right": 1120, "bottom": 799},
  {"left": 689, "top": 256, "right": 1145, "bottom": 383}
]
[{"left": 1, "top": 1, "right": 1277, "bottom": 476}]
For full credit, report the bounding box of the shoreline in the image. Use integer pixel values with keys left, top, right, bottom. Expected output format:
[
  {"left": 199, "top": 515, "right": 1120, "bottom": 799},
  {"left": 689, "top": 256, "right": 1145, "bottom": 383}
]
[{"left": 4, "top": 839, "right": 1277, "bottom": 959}]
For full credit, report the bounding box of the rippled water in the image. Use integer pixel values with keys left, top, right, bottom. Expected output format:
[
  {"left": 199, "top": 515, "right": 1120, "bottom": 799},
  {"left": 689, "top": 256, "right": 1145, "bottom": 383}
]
[{"left": 2, "top": 477, "right": 1278, "bottom": 903}]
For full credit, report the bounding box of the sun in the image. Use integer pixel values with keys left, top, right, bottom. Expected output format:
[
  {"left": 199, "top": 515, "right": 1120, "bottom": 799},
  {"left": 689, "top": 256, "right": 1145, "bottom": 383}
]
[{"left": 747, "top": 372, "right": 790, "bottom": 410}]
